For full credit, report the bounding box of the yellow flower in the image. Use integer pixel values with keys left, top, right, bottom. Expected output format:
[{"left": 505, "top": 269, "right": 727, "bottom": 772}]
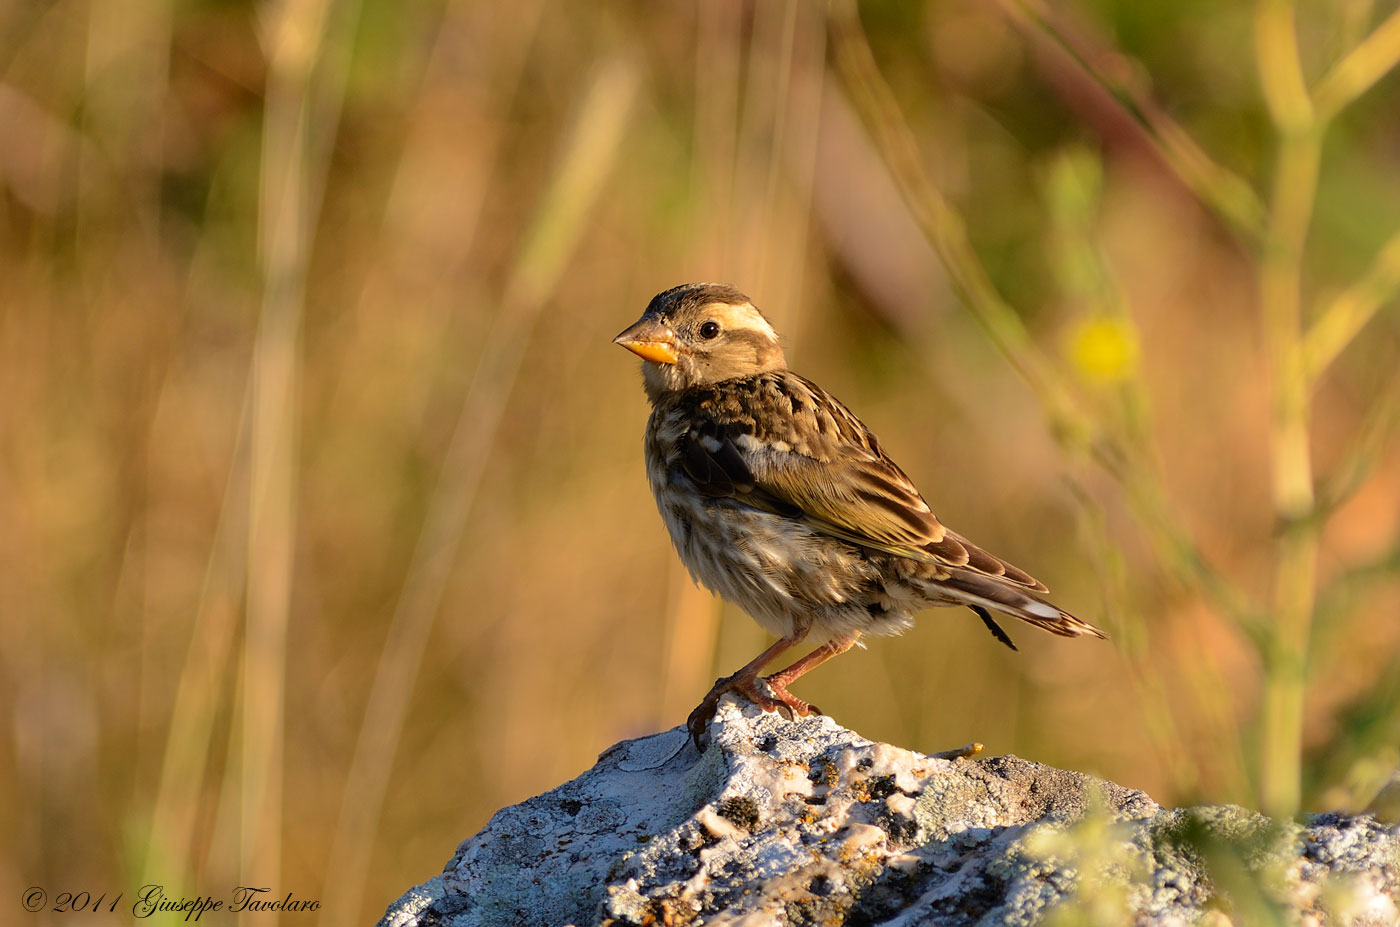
[{"left": 1069, "top": 316, "right": 1140, "bottom": 384}]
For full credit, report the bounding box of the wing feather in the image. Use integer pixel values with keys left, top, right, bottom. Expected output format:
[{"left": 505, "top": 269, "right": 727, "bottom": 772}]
[{"left": 678, "top": 372, "right": 1046, "bottom": 590}]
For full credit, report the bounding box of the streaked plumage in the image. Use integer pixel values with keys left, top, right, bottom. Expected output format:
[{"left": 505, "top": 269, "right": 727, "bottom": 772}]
[{"left": 615, "top": 283, "right": 1105, "bottom": 745}]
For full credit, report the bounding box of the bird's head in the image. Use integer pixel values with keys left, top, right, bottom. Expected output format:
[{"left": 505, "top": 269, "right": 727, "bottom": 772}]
[{"left": 614, "top": 283, "right": 787, "bottom": 398}]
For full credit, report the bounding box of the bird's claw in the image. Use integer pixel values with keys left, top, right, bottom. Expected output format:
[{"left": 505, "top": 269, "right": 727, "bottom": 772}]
[
  {"left": 686, "top": 687, "right": 725, "bottom": 749},
  {"left": 685, "top": 674, "right": 820, "bottom": 748},
  {"left": 758, "top": 676, "right": 818, "bottom": 720}
]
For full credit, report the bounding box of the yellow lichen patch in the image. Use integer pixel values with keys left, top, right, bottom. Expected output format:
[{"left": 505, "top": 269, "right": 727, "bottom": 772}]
[
  {"left": 837, "top": 822, "right": 887, "bottom": 864},
  {"left": 772, "top": 761, "right": 815, "bottom": 798}
]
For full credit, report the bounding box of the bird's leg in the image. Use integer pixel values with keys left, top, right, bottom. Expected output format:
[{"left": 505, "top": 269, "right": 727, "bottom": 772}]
[
  {"left": 759, "top": 632, "right": 861, "bottom": 720},
  {"left": 687, "top": 633, "right": 806, "bottom": 747}
]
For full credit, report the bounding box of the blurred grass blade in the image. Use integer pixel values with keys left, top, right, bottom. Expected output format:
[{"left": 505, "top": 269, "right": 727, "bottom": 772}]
[
  {"left": 1312, "top": 366, "right": 1400, "bottom": 520},
  {"left": 243, "top": 0, "right": 361, "bottom": 887},
  {"left": 321, "top": 54, "right": 639, "bottom": 927},
  {"left": 1066, "top": 478, "right": 1206, "bottom": 799},
  {"left": 141, "top": 414, "right": 249, "bottom": 890},
  {"left": 826, "top": 0, "right": 1075, "bottom": 418},
  {"left": 1308, "top": 598, "right": 1400, "bottom": 806},
  {"left": 993, "top": 0, "right": 1266, "bottom": 240}
]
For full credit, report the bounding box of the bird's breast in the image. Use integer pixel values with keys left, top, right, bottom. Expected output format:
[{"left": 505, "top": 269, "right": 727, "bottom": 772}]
[{"left": 642, "top": 413, "right": 895, "bottom": 638}]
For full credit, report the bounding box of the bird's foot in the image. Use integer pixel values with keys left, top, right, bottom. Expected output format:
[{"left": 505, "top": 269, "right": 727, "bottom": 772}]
[
  {"left": 758, "top": 676, "right": 821, "bottom": 722},
  {"left": 685, "top": 674, "right": 822, "bottom": 748}
]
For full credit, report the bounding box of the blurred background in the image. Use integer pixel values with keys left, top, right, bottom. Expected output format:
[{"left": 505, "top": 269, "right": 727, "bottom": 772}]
[{"left": 2, "top": 0, "right": 1399, "bottom": 923}]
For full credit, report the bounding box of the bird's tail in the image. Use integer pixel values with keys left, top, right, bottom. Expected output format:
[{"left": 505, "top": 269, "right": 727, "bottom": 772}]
[{"left": 937, "top": 568, "right": 1107, "bottom": 640}]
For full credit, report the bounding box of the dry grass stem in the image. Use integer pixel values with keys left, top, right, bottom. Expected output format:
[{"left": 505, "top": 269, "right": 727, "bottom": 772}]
[{"left": 321, "top": 56, "right": 639, "bottom": 926}]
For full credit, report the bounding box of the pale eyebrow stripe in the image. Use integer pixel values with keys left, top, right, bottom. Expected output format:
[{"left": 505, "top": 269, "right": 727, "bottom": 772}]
[{"left": 707, "top": 302, "right": 778, "bottom": 339}]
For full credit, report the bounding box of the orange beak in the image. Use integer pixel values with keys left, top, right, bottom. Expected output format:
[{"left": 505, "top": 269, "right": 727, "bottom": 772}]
[{"left": 613, "top": 316, "right": 680, "bottom": 365}]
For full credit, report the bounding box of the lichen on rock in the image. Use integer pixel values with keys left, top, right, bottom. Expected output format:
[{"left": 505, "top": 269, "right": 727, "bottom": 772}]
[{"left": 379, "top": 697, "right": 1400, "bottom": 926}]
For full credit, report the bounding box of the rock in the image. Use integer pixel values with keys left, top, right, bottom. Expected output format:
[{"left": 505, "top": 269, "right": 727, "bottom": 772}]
[{"left": 379, "top": 697, "right": 1400, "bottom": 926}]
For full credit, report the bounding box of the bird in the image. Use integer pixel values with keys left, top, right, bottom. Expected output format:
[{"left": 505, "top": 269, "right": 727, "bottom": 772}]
[{"left": 614, "top": 283, "right": 1106, "bottom": 747}]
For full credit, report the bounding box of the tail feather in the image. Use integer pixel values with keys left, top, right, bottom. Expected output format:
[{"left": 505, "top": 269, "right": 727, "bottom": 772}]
[{"left": 939, "top": 568, "right": 1107, "bottom": 640}]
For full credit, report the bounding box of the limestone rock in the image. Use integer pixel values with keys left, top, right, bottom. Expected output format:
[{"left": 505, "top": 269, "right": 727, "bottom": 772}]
[{"left": 379, "top": 697, "right": 1400, "bottom": 926}]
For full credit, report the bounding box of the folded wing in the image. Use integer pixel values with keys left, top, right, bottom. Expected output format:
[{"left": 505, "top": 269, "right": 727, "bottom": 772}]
[{"left": 676, "top": 373, "right": 1047, "bottom": 592}]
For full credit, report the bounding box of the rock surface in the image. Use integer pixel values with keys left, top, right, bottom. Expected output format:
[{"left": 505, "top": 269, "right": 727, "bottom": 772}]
[{"left": 379, "top": 698, "right": 1400, "bottom": 926}]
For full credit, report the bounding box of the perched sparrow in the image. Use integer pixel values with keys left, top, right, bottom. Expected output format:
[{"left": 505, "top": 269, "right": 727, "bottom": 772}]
[{"left": 615, "top": 283, "right": 1105, "bottom": 746}]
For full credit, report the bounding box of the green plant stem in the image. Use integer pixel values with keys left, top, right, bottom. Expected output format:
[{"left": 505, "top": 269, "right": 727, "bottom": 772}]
[{"left": 1255, "top": 0, "right": 1323, "bottom": 819}]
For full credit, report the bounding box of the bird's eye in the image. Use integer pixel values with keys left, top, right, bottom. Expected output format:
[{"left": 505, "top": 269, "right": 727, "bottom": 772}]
[{"left": 699, "top": 321, "right": 721, "bottom": 340}]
